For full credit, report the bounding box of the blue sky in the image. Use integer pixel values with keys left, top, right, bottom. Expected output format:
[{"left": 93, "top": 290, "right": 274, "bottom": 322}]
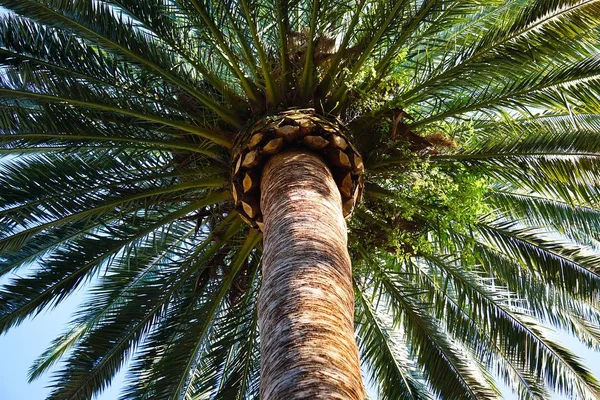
[
  {"left": 0, "top": 287, "right": 125, "bottom": 400},
  {"left": 0, "top": 282, "right": 598, "bottom": 400}
]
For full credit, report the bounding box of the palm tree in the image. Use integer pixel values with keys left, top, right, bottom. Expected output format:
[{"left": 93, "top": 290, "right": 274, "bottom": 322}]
[{"left": 1, "top": 0, "right": 600, "bottom": 398}]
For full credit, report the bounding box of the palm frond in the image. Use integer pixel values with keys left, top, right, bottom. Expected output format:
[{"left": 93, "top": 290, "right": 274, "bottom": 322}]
[
  {"left": 0, "top": 193, "right": 228, "bottom": 334},
  {"left": 419, "top": 255, "right": 600, "bottom": 400},
  {"left": 476, "top": 220, "right": 600, "bottom": 302},
  {"left": 371, "top": 260, "right": 500, "bottom": 400},
  {"left": 120, "top": 229, "right": 260, "bottom": 400},
  {"left": 404, "top": 257, "right": 551, "bottom": 400},
  {"left": 1, "top": 0, "right": 243, "bottom": 126},
  {"left": 354, "top": 280, "right": 430, "bottom": 400}
]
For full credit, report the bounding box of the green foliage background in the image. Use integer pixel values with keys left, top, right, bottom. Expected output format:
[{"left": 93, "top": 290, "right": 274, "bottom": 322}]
[{"left": 0, "top": 1, "right": 600, "bottom": 400}]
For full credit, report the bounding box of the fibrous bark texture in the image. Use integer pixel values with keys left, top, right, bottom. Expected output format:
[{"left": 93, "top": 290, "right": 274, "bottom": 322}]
[{"left": 258, "top": 150, "right": 365, "bottom": 400}]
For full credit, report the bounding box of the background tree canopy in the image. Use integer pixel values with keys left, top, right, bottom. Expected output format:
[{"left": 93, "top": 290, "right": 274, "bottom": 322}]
[{"left": 1, "top": 0, "right": 600, "bottom": 399}]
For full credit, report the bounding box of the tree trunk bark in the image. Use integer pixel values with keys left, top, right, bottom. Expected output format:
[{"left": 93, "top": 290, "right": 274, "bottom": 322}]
[{"left": 258, "top": 149, "right": 364, "bottom": 400}]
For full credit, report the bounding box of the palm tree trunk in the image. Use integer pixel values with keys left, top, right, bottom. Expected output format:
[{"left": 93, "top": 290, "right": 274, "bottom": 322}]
[{"left": 258, "top": 149, "right": 365, "bottom": 399}]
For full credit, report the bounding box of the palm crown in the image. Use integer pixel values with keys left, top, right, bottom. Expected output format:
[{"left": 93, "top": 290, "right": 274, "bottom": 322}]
[{"left": 1, "top": 0, "right": 600, "bottom": 399}]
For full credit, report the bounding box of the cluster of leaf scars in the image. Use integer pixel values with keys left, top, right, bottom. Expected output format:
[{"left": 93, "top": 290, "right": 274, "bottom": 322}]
[
  {"left": 1, "top": 0, "right": 600, "bottom": 399},
  {"left": 231, "top": 108, "right": 365, "bottom": 229}
]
